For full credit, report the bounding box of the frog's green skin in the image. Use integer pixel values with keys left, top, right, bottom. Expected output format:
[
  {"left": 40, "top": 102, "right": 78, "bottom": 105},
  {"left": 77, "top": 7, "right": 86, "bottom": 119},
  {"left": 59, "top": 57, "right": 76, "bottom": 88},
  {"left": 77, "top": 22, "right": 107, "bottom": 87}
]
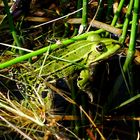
[{"left": 31, "top": 34, "right": 121, "bottom": 90}]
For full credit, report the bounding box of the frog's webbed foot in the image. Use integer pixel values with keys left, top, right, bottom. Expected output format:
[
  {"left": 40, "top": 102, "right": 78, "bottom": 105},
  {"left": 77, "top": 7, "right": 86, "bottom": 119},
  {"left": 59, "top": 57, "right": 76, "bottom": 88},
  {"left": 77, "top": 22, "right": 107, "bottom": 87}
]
[{"left": 77, "top": 69, "right": 94, "bottom": 102}]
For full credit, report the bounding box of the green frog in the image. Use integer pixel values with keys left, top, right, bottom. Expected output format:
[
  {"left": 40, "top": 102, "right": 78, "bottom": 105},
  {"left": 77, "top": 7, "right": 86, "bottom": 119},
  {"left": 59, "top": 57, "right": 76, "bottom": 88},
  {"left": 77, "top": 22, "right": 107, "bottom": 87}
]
[
  {"left": 16, "top": 34, "right": 121, "bottom": 101},
  {"left": 31, "top": 34, "right": 121, "bottom": 89}
]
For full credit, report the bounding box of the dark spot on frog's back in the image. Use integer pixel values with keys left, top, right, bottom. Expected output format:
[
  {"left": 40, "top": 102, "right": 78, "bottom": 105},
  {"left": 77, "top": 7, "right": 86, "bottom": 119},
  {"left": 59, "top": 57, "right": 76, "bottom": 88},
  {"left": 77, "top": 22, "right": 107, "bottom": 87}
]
[
  {"left": 62, "top": 63, "right": 65, "bottom": 66},
  {"left": 47, "top": 63, "right": 51, "bottom": 67},
  {"left": 28, "top": 76, "right": 34, "bottom": 81},
  {"left": 66, "top": 50, "right": 70, "bottom": 53}
]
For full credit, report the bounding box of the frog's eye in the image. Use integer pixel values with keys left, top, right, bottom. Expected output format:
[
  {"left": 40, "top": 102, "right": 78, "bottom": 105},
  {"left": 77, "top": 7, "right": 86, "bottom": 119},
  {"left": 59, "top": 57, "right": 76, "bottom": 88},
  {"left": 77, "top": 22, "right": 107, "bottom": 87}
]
[{"left": 96, "top": 42, "right": 106, "bottom": 52}]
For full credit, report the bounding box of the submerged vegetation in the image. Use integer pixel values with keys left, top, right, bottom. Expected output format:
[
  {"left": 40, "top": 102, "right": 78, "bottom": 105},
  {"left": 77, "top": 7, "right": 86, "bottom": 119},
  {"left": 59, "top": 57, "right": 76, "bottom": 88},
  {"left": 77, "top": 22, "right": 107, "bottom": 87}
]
[{"left": 0, "top": 0, "right": 140, "bottom": 139}]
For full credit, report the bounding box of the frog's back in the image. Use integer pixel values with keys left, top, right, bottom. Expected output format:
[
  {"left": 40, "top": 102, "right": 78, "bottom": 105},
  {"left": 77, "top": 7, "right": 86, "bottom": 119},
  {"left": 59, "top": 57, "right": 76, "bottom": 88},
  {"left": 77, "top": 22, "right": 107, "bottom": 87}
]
[{"left": 34, "top": 40, "right": 95, "bottom": 77}]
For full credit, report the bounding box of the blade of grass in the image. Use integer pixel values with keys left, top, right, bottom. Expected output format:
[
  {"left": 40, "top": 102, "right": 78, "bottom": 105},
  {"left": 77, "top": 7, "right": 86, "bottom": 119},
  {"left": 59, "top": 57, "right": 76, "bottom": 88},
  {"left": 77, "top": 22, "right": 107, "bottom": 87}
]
[
  {"left": 0, "top": 101, "right": 44, "bottom": 126},
  {"left": 122, "top": 1, "right": 139, "bottom": 138},
  {"left": 2, "top": 0, "right": 23, "bottom": 54},
  {"left": 105, "top": 0, "right": 125, "bottom": 37},
  {"left": 115, "top": 94, "right": 140, "bottom": 109},
  {"left": 0, "top": 115, "right": 33, "bottom": 140},
  {"left": 119, "top": 0, "right": 134, "bottom": 44},
  {"left": 106, "top": 0, "right": 114, "bottom": 21},
  {"left": 72, "top": 0, "right": 82, "bottom": 36},
  {"left": 111, "top": 0, "right": 125, "bottom": 26},
  {"left": 123, "top": 0, "right": 139, "bottom": 72},
  {"left": 86, "top": 0, "right": 102, "bottom": 32},
  {"left": 82, "top": 0, "right": 88, "bottom": 26},
  {"left": 79, "top": 0, "right": 88, "bottom": 34}
]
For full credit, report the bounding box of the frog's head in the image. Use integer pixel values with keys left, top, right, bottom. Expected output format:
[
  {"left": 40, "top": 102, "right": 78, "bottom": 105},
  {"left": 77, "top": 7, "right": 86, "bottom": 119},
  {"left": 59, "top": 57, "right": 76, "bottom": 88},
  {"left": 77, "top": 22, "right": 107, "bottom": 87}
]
[{"left": 88, "top": 38, "right": 121, "bottom": 64}]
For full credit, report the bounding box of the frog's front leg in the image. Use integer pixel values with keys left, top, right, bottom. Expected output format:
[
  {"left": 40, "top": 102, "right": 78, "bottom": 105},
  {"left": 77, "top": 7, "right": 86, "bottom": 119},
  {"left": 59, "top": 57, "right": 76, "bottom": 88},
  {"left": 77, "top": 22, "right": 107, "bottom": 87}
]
[
  {"left": 77, "top": 69, "right": 94, "bottom": 102},
  {"left": 77, "top": 69, "right": 89, "bottom": 89}
]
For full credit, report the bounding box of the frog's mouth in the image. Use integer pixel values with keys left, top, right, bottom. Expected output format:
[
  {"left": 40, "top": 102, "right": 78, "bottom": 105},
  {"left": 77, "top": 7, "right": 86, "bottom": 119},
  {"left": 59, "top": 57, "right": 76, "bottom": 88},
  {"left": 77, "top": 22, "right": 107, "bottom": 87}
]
[{"left": 89, "top": 53, "right": 119, "bottom": 68}]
